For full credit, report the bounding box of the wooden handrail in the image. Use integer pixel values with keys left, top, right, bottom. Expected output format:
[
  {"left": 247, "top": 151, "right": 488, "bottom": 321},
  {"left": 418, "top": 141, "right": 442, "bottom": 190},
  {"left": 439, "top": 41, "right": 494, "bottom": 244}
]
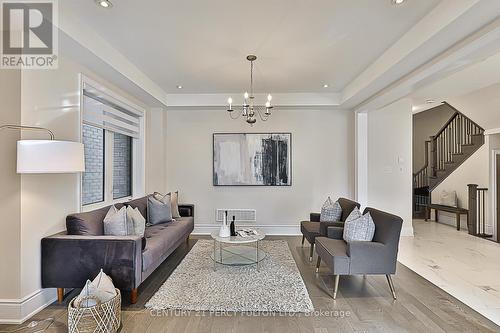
[{"left": 442, "top": 102, "right": 485, "bottom": 133}]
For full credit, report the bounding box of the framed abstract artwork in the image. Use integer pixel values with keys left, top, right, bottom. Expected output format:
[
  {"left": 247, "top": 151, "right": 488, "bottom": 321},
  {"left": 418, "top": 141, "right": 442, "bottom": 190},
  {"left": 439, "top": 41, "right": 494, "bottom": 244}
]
[{"left": 213, "top": 133, "right": 292, "bottom": 186}]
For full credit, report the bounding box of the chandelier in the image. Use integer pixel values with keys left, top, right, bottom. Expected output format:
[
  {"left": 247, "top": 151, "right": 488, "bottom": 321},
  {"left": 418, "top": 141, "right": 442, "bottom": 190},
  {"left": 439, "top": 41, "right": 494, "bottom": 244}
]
[{"left": 227, "top": 55, "right": 274, "bottom": 125}]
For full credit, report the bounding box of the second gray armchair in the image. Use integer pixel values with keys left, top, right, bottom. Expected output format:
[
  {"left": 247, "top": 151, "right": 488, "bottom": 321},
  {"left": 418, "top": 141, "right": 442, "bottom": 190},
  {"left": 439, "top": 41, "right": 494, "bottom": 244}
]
[{"left": 315, "top": 207, "right": 403, "bottom": 300}]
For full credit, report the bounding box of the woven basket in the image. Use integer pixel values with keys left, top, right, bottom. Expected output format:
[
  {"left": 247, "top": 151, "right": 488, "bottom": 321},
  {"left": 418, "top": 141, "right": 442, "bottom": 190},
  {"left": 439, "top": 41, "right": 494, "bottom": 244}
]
[{"left": 68, "top": 288, "right": 121, "bottom": 333}]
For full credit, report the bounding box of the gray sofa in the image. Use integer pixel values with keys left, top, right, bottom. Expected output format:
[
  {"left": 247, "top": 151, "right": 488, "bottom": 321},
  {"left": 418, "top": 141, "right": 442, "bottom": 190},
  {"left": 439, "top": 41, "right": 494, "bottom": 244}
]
[
  {"left": 41, "top": 196, "right": 194, "bottom": 304},
  {"left": 315, "top": 207, "right": 403, "bottom": 299}
]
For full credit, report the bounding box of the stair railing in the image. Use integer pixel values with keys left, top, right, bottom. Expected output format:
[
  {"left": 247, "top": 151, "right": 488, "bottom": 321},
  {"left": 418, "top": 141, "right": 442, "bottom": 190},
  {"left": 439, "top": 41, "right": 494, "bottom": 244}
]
[
  {"left": 413, "top": 140, "right": 430, "bottom": 188},
  {"left": 467, "top": 184, "right": 492, "bottom": 238},
  {"left": 431, "top": 103, "right": 484, "bottom": 178}
]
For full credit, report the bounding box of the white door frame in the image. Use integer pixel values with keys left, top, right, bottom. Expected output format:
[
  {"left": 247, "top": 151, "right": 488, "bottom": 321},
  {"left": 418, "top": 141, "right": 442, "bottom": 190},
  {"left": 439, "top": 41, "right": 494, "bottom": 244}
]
[{"left": 491, "top": 149, "right": 500, "bottom": 241}]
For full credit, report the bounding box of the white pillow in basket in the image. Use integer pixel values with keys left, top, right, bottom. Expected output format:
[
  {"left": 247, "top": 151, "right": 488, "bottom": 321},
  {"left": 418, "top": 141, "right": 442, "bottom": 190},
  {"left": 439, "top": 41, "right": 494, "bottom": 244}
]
[{"left": 76, "top": 269, "right": 116, "bottom": 307}]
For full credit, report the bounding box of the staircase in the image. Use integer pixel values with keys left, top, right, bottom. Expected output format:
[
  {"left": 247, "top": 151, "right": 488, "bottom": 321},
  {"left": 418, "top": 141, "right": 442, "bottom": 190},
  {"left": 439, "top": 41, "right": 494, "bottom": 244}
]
[{"left": 413, "top": 102, "right": 485, "bottom": 218}]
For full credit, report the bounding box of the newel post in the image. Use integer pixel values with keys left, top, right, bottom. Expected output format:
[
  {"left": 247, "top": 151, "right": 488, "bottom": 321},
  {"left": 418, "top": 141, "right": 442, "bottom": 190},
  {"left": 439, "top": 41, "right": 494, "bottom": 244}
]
[{"left": 467, "top": 184, "right": 478, "bottom": 235}]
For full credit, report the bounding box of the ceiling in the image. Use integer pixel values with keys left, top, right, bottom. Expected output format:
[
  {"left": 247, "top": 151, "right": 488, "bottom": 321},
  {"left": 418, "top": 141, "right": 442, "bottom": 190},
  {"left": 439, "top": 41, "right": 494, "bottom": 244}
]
[{"left": 61, "top": 0, "right": 440, "bottom": 94}]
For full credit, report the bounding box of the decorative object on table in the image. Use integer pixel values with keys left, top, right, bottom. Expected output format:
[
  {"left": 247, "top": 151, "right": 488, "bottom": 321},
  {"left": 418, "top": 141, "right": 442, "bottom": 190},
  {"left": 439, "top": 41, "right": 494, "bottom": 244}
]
[
  {"left": 342, "top": 207, "right": 376, "bottom": 242},
  {"left": 230, "top": 215, "right": 236, "bottom": 236},
  {"left": 213, "top": 133, "right": 291, "bottom": 186},
  {"left": 320, "top": 197, "right": 342, "bottom": 222},
  {"left": 68, "top": 269, "right": 121, "bottom": 333},
  {"left": 218, "top": 210, "right": 231, "bottom": 237},
  {"left": 146, "top": 240, "right": 314, "bottom": 313},
  {"left": 0, "top": 124, "right": 84, "bottom": 173},
  {"left": 226, "top": 55, "right": 275, "bottom": 125}
]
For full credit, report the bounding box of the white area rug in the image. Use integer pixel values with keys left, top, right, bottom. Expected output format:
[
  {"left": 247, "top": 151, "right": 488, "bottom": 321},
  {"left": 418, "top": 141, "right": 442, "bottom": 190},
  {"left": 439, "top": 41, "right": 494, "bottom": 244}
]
[{"left": 145, "top": 240, "right": 314, "bottom": 313}]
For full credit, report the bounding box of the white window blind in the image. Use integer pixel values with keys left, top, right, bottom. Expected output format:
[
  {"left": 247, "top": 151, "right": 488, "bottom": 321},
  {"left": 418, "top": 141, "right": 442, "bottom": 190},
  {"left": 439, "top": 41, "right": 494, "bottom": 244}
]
[{"left": 82, "top": 88, "right": 142, "bottom": 138}]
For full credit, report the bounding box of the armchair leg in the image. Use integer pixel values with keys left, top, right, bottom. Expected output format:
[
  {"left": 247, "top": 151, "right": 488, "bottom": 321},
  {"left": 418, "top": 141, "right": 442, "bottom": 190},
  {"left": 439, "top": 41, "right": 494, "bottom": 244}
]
[
  {"left": 333, "top": 275, "right": 340, "bottom": 300},
  {"left": 386, "top": 275, "right": 397, "bottom": 300},
  {"left": 131, "top": 288, "right": 138, "bottom": 304},
  {"left": 309, "top": 243, "right": 314, "bottom": 262},
  {"left": 315, "top": 256, "right": 321, "bottom": 273},
  {"left": 301, "top": 235, "right": 305, "bottom": 247},
  {"left": 57, "top": 288, "right": 64, "bottom": 304}
]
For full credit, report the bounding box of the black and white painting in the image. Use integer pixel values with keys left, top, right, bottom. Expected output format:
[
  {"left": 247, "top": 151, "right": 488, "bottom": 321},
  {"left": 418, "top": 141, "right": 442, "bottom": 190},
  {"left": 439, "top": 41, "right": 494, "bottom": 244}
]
[{"left": 213, "top": 133, "right": 291, "bottom": 186}]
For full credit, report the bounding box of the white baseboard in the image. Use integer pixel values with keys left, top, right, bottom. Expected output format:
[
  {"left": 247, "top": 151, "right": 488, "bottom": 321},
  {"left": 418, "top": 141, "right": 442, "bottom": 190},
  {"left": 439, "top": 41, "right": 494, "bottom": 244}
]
[
  {"left": 0, "top": 288, "right": 57, "bottom": 324},
  {"left": 193, "top": 224, "right": 301, "bottom": 236}
]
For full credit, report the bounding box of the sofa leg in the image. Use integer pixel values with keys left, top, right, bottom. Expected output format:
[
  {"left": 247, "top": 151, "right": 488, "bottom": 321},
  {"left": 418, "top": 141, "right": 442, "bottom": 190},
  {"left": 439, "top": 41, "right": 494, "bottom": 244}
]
[
  {"left": 57, "top": 288, "right": 64, "bottom": 304},
  {"left": 386, "top": 275, "right": 397, "bottom": 300},
  {"left": 333, "top": 275, "right": 340, "bottom": 300},
  {"left": 309, "top": 243, "right": 314, "bottom": 262},
  {"left": 301, "top": 235, "right": 305, "bottom": 247},
  {"left": 186, "top": 235, "right": 189, "bottom": 244},
  {"left": 131, "top": 288, "right": 138, "bottom": 304},
  {"left": 315, "top": 256, "right": 321, "bottom": 273}
]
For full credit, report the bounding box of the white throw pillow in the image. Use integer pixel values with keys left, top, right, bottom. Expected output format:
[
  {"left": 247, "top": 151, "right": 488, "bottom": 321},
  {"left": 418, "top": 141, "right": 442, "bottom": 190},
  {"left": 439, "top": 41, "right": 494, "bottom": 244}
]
[
  {"left": 103, "top": 206, "right": 128, "bottom": 236},
  {"left": 76, "top": 269, "right": 117, "bottom": 307},
  {"left": 343, "top": 209, "right": 375, "bottom": 243},
  {"left": 320, "top": 197, "right": 342, "bottom": 222},
  {"left": 439, "top": 190, "right": 458, "bottom": 207},
  {"left": 170, "top": 191, "right": 181, "bottom": 218},
  {"left": 126, "top": 206, "right": 146, "bottom": 237}
]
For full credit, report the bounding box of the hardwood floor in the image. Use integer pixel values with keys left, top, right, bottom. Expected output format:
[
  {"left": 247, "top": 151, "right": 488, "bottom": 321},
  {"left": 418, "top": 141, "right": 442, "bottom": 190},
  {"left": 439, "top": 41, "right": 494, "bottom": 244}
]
[{"left": 1, "top": 236, "right": 498, "bottom": 333}]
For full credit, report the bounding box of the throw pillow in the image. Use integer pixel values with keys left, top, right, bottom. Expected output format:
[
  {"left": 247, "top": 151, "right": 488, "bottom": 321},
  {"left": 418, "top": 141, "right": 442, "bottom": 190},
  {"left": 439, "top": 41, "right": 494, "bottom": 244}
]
[
  {"left": 343, "top": 210, "right": 376, "bottom": 242},
  {"left": 76, "top": 269, "right": 117, "bottom": 307},
  {"left": 170, "top": 191, "right": 181, "bottom": 218},
  {"left": 103, "top": 205, "right": 128, "bottom": 236},
  {"left": 147, "top": 195, "right": 173, "bottom": 225},
  {"left": 320, "top": 197, "right": 342, "bottom": 222},
  {"left": 439, "top": 190, "right": 458, "bottom": 207},
  {"left": 126, "top": 206, "right": 146, "bottom": 237}
]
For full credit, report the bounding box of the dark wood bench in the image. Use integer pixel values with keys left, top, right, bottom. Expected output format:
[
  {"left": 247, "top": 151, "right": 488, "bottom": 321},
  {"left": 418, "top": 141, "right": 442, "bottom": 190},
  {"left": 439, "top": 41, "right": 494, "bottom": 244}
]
[{"left": 424, "top": 204, "right": 468, "bottom": 231}]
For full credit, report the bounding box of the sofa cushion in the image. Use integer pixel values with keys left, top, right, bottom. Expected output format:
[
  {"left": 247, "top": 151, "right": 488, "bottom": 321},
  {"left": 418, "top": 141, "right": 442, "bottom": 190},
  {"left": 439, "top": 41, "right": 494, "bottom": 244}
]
[
  {"left": 66, "top": 203, "right": 124, "bottom": 236},
  {"left": 142, "top": 217, "right": 194, "bottom": 272},
  {"left": 147, "top": 195, "right": 173, "bottom": 225},
  {"left": 125, "top": 196, "right": 148, "bottom": 221},
  {"left": 343, "top": 211, "right": 375, "bottom": 242},
  {"left": 315, "top": 237, "right": 350, "bottom": 275},
  {"left": 300, "top": 221, "right": 321, "bottom": 244},
  {"left": 103, "top": 206, "right": 128, "bottom": 236}
]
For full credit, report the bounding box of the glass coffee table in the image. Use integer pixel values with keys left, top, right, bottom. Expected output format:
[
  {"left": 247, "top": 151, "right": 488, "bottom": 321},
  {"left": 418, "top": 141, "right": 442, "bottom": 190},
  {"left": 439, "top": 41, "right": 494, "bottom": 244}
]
[{"left": 210, "top": 230, "right": 266, "bottom": 271}]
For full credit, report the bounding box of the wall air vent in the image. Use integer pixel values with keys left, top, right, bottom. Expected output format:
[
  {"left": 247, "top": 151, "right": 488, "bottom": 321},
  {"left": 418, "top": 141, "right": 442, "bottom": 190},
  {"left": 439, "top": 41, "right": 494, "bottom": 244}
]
[{"left": 216, "top": 209, "right": 256, "bottom": 223}]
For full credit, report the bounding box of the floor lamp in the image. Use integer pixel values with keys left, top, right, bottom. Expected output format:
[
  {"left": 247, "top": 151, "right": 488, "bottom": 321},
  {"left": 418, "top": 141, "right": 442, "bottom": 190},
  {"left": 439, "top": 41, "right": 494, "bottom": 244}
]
[{"left": 0, "top": 124, "right": 84, "bottom": 173}]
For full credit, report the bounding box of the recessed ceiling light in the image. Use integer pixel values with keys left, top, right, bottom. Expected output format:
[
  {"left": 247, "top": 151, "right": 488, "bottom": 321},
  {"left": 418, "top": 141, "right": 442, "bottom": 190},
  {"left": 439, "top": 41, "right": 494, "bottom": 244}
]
[
  {"left": 426, "top": 99, "right": 436, "bottom": 104},
  {"left": 176, "top": 85, "right": 183, "bottom": 89},
  {"left": 392, "top": 0, "right": 405, "bottom": 5},
  {"left": 323, "top": 84, "right": 329, "bottom": 88},
  {"left": 96, "top": 0, "right": 112, "bottom": 8}
]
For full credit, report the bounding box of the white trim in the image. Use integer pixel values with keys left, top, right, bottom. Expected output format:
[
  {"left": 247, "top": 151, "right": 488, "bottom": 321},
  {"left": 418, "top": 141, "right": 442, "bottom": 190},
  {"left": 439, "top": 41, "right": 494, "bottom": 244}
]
[
  {"left": 355, "top": 111, "right": 368, "bottom": 208},
  {"left": 491, "top": 149, "right": 500, "bottom": 240},
  {"left": 0, "top": 289, "right": 56, "bottom": 324},
  {"left": 192, "top": 224, "right": 301, "bottom": 236},
  {"left": 485, "top": 128, "right": 500, "bottom": 136}
]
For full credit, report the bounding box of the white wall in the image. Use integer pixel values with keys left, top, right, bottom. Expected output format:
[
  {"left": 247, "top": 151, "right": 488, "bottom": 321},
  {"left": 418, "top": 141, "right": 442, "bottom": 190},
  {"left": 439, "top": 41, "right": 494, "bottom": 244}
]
[
  {"left": 0, "top": 70, "right": 22, "bottom": 303},
  {"left": 165, "top": 108, "right": 355, "bottom": 234},
  {"left": 145, "top": 107, "right": 167, "bottom": 194},
  {"left": 0, "top": 54, "right": 163, "bottom": 323},
  {"left": 367, "top": 99, "right": 414, "bottom": 236}
]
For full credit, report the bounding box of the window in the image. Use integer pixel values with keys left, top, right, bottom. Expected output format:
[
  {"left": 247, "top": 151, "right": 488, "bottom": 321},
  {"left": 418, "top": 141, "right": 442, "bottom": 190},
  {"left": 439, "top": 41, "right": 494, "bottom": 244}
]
[
  {"left": 80, "top": 79, "right": 144, "bottom": 209},
  {"left": 82, "top": 124, "right": 105, "bottom": 205},
  {"left": 113, "top": 132, "right": 132, "bottom": 199}
]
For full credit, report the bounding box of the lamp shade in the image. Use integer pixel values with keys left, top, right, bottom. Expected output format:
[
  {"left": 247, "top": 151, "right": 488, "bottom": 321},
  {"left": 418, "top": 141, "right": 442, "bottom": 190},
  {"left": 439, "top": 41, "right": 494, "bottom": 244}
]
[{"left": 17, "top": 140, "right": 85, "bottom": 174}]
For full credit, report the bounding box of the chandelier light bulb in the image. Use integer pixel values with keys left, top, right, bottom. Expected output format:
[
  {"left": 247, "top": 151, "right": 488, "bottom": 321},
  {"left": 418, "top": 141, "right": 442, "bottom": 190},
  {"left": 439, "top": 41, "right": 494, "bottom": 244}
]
[
  {"left": 267, "top": 94, "right": 272, "bottom": 102},
  {"left": 228, "top": 97, "right": 233, "bottom": 104},
  {"left": 265, "top": 101, "right": 271, "bottom": 108},
  {"left": 244, "top": 92, "right": 249, "bottom": 99}
]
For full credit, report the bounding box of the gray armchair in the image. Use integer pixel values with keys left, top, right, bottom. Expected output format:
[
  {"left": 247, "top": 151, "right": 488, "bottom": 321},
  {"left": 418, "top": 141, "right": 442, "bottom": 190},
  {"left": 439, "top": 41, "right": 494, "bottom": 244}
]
[
  {"left": 300, "top": 198, "right": 360, "bottom": 261},
  {"left": 315, "top": 207, "right": 403, "bottom": 300}
]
